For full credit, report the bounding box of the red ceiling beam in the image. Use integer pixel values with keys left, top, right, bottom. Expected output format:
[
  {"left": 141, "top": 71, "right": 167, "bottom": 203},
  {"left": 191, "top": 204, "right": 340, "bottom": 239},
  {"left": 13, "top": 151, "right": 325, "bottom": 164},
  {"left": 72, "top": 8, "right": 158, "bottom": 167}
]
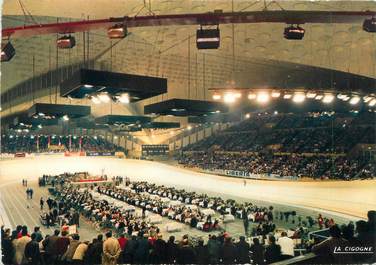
[{"left": 3, "top": 10, "right": 376, "bottom": 38}]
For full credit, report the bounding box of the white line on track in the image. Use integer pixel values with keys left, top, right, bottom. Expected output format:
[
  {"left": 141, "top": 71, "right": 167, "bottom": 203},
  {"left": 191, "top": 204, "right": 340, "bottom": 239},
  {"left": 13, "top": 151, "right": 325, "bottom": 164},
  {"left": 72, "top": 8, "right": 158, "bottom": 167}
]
[
  {"left": 10, "top": 185, "right": 51, "bottom": 232},
  {"left": 2, "top": 188, "right": 30, "bottom": 228},
  {"left": 0, "top": 190, "right": 16, "bottom": 227}
]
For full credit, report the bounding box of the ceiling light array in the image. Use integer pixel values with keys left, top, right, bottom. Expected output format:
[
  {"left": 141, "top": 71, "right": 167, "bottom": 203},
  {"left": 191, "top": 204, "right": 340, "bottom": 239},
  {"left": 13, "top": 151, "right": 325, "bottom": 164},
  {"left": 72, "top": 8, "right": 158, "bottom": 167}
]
[
  {"left": 2, "top": 15, "right": 375, "bottom": 62},
  {"left": 212, "top": 90, "right": 376, "bottom": 106},
  {"left": 87, "top": 92, "right": 131, "bottom": 104}
]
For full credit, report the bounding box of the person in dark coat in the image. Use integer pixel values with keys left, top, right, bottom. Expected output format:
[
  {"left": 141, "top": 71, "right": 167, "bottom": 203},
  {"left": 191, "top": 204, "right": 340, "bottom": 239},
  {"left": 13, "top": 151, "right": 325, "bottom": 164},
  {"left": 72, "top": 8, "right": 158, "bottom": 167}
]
[
  {"left": 134, "top": 234, "right": 150, "bottom": 264},
  {"left": 31, "top": 227, "right": 43, "bottom": 243},
  {"left": 72, "top": 211, "right": 80, "bottom": 228},
  {"left": 243, "top": 216, "right": 249, "bottom": 236},
  {"left": 55, "top": 230, "right": 70, "bottom": 258},
  {"left": 250, "top": 237, "right": 264, "bottom": 265},
  {"left": 151, "top": 234, "right": 167, "bottom": 264},
  {"left": 1, "top": 227, "right": 14, "bottom": 265},
  {"left": 237, "top": 236, "right": 250, "bottom": 264},
  {"left": 39, "top": 198, "right": 44, "bottom": 210},
  {"left": 194, "top": 239, "right": 208, "bottom": 264},
  {"left": 123, "top": 235, "right": 137, "bottom": 264},
  {"left": 265, "top": 235, "right": 282, "bottom": 264},
  {"left": 85, "top": 234, "right": 103, "bottom": 265},
  {"left": 207, "top": 235, "right": 220, "bottom": 264},
  {"left": 177, "top": 238, "right": 196, "bottom": 264},
  {"left": 312, "top": 225, "right": 351, "bottom": 264},
  {"left": 24, "top": 233, "right": 41, "bottom": 265},
  {"left": 44, "top": 229, "right": 60, "bottom": 263},
  {"left": 166, "top": 236, "right": 178, "bottom": 264},
  {"left": 222, "top": 237, "right": 237, "bottom": 264}
]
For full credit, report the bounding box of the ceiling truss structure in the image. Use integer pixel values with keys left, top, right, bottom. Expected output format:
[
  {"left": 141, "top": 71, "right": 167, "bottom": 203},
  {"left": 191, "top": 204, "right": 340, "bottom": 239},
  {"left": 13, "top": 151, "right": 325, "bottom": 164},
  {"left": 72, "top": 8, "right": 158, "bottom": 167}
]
[{"left": 3, "top": 10, "right": 376, "bottom": 38}]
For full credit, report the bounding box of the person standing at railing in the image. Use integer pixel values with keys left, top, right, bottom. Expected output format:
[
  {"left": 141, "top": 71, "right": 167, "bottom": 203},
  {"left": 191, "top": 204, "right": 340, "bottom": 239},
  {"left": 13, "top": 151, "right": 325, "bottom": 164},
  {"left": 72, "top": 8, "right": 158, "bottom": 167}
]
[
  {"left": 312, "top": 225, "right": 350, "bottom": 264},
  {"left": 277, "top": 231, "right": 295, "bottom": 260}
]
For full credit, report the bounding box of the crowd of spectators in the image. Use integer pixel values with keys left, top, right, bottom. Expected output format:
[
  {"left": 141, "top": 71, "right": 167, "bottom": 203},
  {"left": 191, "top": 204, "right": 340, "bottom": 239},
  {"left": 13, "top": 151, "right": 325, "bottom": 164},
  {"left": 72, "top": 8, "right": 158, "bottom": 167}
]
[
  {"left": 187, "top": 112, "right": 375, "bottom": 153},
  {"left": 1, "top": 134, "right": 122, "bottom": 154},
  {"left": 179, "top": 152, "right": 375, "bottom": 180},
  {"left": 180, "top": 112, "right": 376, "bottom": 180},
  {"left": 2, "top": 216, "right": 375, "bottom": 265},
  {"left": 1, "top": 224, "right": 298, "bottom": 265},
  {"left": 1, "top": 170, "right": 375, "bottom": 264}
]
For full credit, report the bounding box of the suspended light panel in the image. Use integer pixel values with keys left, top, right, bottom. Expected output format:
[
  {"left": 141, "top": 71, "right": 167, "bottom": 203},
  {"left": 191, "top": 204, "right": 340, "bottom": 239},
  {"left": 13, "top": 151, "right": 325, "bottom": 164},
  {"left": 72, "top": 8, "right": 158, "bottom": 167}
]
[
  {"left": 322, "top": 94, "right": 334, "bottom": 103},
  {"left": 349, "top": 96, "right": 360, "bottom": 105},
  {"left": 292, "top": 93, "right": 306, "bottom": 103}
]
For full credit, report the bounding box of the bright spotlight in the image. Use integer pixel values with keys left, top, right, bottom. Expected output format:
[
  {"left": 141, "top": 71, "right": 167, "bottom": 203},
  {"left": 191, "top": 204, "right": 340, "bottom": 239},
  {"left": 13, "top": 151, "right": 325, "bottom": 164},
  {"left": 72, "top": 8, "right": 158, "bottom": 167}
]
[
  {"left": 283, "top": 93, "right": 292, "bottom": 99},
  {"left": 342, "top": 96, "right": 350, "bottom": 101},
  {"left": 368, "top": 99, "right": 376, "bottom": 107},
  {"left": 349, "top": 96, "right": 360, "bottom": 105},
  {"left": 271, "top": 91, "right": 281, "bottom": 98},
  {"left": 212, "top": 93, "right": 221, "bottom": 100},
  {"left": 234, "top": 92, "right": 242, "bottom": 99},
  {"left": 257, "top": 92, "right": 269, "bottom": 103},
  {"left": 284, "top": 25, "right": 305, "bottom": 40},
  {"left": 37, "top": 124, "right": 43, "bottom": 129},
  {"left": 91, "top": 96, "right": 101, "bottom": 104},
  {"left": 245, "top": 113, "right": 251, "bottom": 119},
  {"left": 97, "top": 93, "right": 111, "bottom": 103},
  {"left": 187, "top": 125, "right": 192, "bottom": 130},
  {"left": 248, "top": 93, "right": 257, "bottom": 100},
  {"left": 224, "top": 93, "right": 236, "bottom": 103},
  {"left": 306, "top": 92, "right": 316, "bottom": 99},
  {"left": 62, "top": 115, "right": 69, "bottom": 121},
  {"left": 118, "top": 93, "right": 130, "bottom": 104},
  {"left": 108, "top": 24, "right": 128, "bottom": 39},
  {"left": 292, "top": 93, "right": 306, "bottom": 103},
  {"left": 57, "top": 35, "right": 76, "bottom": 49},
  {"left": 322, "top": 94, "right": 334, "bottom": 104},
  {"left": 315, "top": 95, "right": 323, "bottom": 100},
  {"left": 363, "top": 96, "right": 372, "bottom": 103}
]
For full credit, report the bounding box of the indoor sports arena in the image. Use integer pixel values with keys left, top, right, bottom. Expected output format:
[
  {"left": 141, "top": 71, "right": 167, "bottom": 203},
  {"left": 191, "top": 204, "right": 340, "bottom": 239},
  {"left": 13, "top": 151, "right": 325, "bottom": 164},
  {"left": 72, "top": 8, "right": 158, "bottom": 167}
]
[{"left": 1, "top": 1, "right": 376, "bottom": 264}]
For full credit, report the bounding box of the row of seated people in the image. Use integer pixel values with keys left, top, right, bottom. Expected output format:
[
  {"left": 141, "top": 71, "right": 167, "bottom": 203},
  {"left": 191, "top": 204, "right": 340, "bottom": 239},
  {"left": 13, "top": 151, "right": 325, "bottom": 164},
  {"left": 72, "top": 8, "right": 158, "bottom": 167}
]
[
  {"left": 179, "top": 152, "right": 375, "bottom": 180},
  {"left": 96, "top": 185, "right": 222, "bottom": 232},
  {"left": 0, "top": 134, "right": 123, "bottom": 153},
  {"left": 52, "top": 173, "right": 275, "bottom": 227},
  {"left": 186, "top": 112, "right": 375, "bottom": 154},
  {"left": 55, "top": 184, "right": 161, "bottom": 238},
  {"left": 123, "top": 179, "right": 276, "bottom": 225}
]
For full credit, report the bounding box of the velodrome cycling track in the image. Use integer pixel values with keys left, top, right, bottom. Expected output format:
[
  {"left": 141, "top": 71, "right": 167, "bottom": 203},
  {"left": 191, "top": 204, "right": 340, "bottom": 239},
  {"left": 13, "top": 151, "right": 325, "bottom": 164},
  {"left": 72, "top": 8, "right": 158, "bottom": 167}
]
[{"left": 0, "top": 155, "right": 375, "bottom": 227}]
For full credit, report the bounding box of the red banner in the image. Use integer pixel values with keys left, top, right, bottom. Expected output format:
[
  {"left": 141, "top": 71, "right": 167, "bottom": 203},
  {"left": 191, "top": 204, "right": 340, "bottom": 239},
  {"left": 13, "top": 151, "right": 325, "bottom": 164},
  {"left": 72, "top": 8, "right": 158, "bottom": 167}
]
[{"left": 64, "top": 151, "right": 86, "bottom": 157}]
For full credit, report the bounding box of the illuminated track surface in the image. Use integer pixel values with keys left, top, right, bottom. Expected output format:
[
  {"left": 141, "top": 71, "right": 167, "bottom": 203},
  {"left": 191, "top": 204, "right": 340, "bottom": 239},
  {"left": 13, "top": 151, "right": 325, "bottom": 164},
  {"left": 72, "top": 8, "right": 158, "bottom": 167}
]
[{"left": 1, "top": 155, "right": 375, "bottom": 222}]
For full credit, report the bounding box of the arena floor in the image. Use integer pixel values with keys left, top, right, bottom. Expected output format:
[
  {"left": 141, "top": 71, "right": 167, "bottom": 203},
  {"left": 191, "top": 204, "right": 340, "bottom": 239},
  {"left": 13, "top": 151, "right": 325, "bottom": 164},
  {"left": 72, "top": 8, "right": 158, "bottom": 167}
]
[{"left": 1, "top": 155, "right": 375, "bottom": 238}]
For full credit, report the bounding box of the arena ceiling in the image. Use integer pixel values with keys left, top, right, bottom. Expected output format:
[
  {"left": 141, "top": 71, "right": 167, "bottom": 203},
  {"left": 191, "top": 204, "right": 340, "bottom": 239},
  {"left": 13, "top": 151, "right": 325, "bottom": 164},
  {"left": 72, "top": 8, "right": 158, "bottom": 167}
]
[{"left": 1, "top": 0, "right": 376, "bottom": 116}]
